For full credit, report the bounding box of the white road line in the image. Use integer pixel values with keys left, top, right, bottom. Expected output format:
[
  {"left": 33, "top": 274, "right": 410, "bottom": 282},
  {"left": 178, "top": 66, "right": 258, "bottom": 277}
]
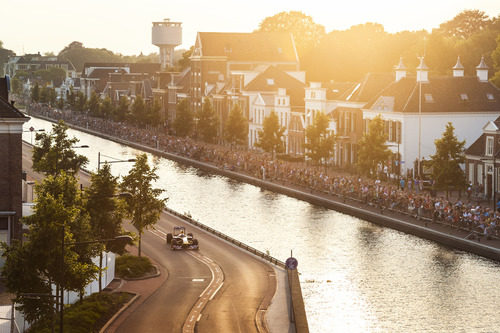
[{"left": 209, "top": 282, "right": 224, "bottom": 301}]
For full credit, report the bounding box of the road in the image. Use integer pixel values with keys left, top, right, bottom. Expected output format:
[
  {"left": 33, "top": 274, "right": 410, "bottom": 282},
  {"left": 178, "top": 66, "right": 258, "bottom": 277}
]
[{"left": 22, "top": 142, "right": 279, "bottom": 332}]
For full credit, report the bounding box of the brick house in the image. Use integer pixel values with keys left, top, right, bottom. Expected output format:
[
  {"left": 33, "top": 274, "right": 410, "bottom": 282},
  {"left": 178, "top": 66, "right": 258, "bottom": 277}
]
[{"left": 0, "top": 76, "right": 30, "bottom": 246}]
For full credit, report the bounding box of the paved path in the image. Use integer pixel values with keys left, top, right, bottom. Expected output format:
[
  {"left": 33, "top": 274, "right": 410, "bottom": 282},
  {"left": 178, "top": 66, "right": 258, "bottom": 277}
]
[{"left": 22, "top": 142, "right": 290, "bottom": 333}]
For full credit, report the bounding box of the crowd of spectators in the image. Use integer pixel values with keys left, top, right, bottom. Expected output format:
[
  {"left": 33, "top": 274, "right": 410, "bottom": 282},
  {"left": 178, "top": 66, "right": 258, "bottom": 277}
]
[{"left": 29, "top": 104, "right": 500, "bottom": 240}]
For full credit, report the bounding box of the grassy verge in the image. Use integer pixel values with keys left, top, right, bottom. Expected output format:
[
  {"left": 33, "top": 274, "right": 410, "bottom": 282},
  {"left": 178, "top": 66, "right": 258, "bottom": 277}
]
[
  {"left": 115, "top": 254, "right": 155, "bottom": 279},
  {"left": 28, "top": 292, "right": 134, "bottom": 333}
]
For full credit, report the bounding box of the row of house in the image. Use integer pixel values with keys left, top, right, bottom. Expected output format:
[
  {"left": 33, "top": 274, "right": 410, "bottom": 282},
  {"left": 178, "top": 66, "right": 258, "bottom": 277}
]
[{"left": 7, "top": 32, "right": 500, "bottom": 200}]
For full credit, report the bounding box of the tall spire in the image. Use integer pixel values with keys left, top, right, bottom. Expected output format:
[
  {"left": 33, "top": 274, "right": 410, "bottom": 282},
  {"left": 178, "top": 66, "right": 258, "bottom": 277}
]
[
  {"left": 452, "top": 56, "right": 464, "bottom": 77},
  {"left": 394, "top": 57, "right": 406, "bottom": 82},
  {"left": 416, "top": 56, "right": 429, "bottom": 83},
  {"left": 476, "top": 56, "right": 489, "bottom": 82}
]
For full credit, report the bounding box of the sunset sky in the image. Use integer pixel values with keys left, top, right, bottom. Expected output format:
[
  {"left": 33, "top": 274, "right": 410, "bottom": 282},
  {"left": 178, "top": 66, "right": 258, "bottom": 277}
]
[{"left": 2, "top": 0, "right": 500, "bottom": 56}]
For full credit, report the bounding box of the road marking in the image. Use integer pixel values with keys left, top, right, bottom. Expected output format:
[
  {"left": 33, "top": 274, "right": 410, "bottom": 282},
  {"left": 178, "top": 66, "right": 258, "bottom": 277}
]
[
  {"left": 192, "top": 279, "right": 205, "bottom": 282},
  {"left": 182, "top": 251, "right": 225, "bottom": 333}
]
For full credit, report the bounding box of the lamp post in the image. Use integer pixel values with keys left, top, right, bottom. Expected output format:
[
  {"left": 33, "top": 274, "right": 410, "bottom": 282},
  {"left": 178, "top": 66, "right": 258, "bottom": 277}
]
[
  {"left": 59, "top": 234, "right": 133, "bottom": 333},
  {"left": 23, "top": 127, "right": 45, "bottom": 145},
  {"left": 97, "top": 152, "right": 136, "bottom": 172}
]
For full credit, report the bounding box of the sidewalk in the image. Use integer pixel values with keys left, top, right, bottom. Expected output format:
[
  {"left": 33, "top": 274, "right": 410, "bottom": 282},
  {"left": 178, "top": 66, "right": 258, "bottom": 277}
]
[{"left": 101, "top": 246, "right": 168, "bottom": 333}]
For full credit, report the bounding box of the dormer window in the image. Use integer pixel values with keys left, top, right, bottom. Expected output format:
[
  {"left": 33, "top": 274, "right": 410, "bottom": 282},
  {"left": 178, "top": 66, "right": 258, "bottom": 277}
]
[
  {"left": 487, "top": 93, "right": 495, "bottom": 101},
  {"left": 486, "top": 136, "right": 494, "bottom": 156},
  {"left": 460, "top": 93, "right": 469, "bottom": 101},
  {"left": 424, "top": 94, "right": 434, "bottom": 103},
  {"left": 266, "top": 78, "right": 274, "bottom": 86}
]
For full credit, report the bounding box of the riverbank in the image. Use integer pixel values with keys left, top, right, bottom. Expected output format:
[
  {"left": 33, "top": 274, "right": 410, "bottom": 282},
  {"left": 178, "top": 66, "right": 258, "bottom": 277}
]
[{"left": 31, "top": 113, "right": 500, "bottom": 263}]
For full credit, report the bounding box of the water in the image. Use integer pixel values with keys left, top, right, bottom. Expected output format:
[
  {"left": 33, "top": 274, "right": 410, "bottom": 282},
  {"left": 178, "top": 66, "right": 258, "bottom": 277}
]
[{"left": 24, "top": 117, "right": 500, "bottom": 332}]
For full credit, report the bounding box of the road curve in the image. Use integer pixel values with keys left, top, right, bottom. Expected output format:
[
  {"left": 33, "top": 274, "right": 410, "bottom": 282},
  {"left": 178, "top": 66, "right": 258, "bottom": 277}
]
[{"left": 22, "top": 142, "right": 278, "bottom": 332}]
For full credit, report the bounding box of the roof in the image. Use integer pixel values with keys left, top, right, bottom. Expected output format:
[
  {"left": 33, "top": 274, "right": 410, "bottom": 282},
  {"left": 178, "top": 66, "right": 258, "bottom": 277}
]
[
  {"left": 195, "top": 32, "right": 298, "bottom": 63},
  {"left": 344, "top": 72, "right": 394, "bottom": 102},
  {"left": 466, "top": 116, "right": 500, "bottom": 157},
  {"left": 366, "top": 76, "right": 500, "bottom": 113},
  {"left": 244, "top": 66, "right": 305, "bottom": 106},
  {"left": 0, "top": 98, "right": 29, "bottom": 119}
]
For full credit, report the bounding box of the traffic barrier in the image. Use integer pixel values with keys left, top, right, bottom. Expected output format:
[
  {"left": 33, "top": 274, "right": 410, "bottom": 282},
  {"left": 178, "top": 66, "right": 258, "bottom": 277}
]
[{"left": 163, "top": 207, "right": 286, "bottom": 268}]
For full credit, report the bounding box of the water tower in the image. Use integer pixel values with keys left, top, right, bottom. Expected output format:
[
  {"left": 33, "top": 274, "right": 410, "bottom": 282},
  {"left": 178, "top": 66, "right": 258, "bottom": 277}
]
[{"left": 152, "top": 19, "right": 182, "bottom": 70}]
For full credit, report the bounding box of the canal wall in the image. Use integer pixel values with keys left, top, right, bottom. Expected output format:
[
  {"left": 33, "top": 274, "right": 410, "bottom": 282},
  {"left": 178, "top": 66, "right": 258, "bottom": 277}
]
[{"left": 32, "top": 113, "right": 500, "bottom": 263}]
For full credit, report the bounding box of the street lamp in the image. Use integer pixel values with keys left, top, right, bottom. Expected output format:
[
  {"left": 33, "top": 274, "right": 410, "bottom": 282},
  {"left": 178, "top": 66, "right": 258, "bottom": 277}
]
[
  {"left": 59, "top": 234, "right": 133, "bottom": 333},
  {"left": 97, "top": 152, "right": 136, "bottom": 171}
]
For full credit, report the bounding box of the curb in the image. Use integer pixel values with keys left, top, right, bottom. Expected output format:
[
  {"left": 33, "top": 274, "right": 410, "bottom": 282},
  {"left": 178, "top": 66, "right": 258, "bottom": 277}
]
[
  {"left": 121, "top": 265, "right": 161, "bottom": 281},
  {"left": 99, "top": 293, "right": 141, "bottom": 333}
]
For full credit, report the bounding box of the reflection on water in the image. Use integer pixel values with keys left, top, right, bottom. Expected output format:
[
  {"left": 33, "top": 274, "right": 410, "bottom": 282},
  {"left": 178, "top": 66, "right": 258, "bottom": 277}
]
[{"left": 24, "top": 117, "right": 500, "bottom": 332}]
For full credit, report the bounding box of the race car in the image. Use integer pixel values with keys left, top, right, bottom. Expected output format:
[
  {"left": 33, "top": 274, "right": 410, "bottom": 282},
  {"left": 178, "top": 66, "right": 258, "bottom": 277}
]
[{"left": 166, "top": 226, "right": 199, "bottom": 250}]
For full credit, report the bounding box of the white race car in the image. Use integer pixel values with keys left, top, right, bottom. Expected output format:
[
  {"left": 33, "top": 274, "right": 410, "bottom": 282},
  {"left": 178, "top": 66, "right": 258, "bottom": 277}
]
[{"left": 166, "top": 226, "right": 199, "bottom": 250}]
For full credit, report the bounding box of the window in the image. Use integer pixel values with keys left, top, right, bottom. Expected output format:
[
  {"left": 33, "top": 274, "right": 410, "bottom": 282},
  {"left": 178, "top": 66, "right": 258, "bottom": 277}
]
[
  {"left": 487, "top": 93, "right": 495, "bottom": 101},
  {"left": 424, "top": 94, "right": 434, "bottom": 103},
  {"left": 266, "top": 78, "right": 274, "bottom": 85},
  {"left": 477, "top": 164, "right": 483, "bottom": 185},
  {"left": 469, "top": 163, "right": 474, "bottom": 183},
  {"left": 460, "top": 93, "right": 469, "bottom": 101},
  {"left": 311, "top": 91, "right": 316, "bottom": 99},
  {"left": 486, "top": 136, "right": 494, "bottom": 156}
]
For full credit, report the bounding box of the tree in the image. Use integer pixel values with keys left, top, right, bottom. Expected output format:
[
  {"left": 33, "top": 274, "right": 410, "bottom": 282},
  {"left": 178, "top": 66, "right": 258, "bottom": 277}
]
[
  {"left": 173, "top": 98, "right": 194, "bottom": 137},
  {"left": 87, "top": 91, "right": 101, "bottom": 117},
  {"left": 491, "top": 34, "right": 500, "bottom": 88},
  {"left": 178, "top": 46, "right": 193, "bottom": 71},
  {"left": 224, "top": 104, "right": 248, "bottom": 148},
  {"left": 10, "top": 77, "right": 23, "bottom": 95},
  {"left": 197, "top": 98, "right": 219, "bottom": 143},
  {"left": 256, "top": 111, "right": 285, "bottom": 158},
  {"left": 32, "top": 120, "right": 89, "bottom": 176},
  {"left": 31, "top": 83, "right": 40, "bottom": 103},
  {"left": 256, "top": 11, "right": 326, "bottom": 59},
  {"left": 430, "top": 122, "right": 466, "bottom": 198},
  {"left": 304, "top": 112, "right": 335, "bottom": 166},
  {"left": 357, "top": 115, "right": 391, "bottom": 176},
  {"left": 114, "top": 96, "right": 129, "bottom": 121},
  {"left": 437, "top": 10, "right": 492, "bottom": 39},
  {"left": 2, "top": 173, "right": 98, "bottom": 324},
  {"left": 131, "top": 96, "right": 147, "bottom": 126},
  {"left": 86, "top": 163, "right": 127, "bottom": 291},
  {"left": 147, "top": 99, "right": 161, "bottom": 126},
  {"left": 75, "top": 91, "right": 86, "bottom": 112},
  {"left": 120, "top": 154, "right": 166, "bottom": 256},
  {"left": 100, "top": 96, "right": 114, "bottom": 119}
]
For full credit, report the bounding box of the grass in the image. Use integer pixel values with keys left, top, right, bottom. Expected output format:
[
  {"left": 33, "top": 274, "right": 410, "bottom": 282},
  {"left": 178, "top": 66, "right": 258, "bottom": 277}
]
[
  {"left": 28, "top": 292, "right": 134, "bottom": 333},
  {"left": 115, "top": 254, "right": 155, "bottom": 279}
]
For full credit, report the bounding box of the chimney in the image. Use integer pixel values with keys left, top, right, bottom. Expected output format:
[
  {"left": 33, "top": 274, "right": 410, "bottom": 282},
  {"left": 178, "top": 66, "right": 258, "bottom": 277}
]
[
  {"left": 452, "top": 56, "right": 464, "bottom": 77},
  {"left": 0, "top": 76, "right": 9, "bottom": 101},
  {"left": 394, "top": 57, "right": 406, "bottom": 82},
  {"left": 476, "top": 56, "right": 489, "bottom": 82},
  {"left": 416, "top": 57, "right": 429, "bottom": 83}
]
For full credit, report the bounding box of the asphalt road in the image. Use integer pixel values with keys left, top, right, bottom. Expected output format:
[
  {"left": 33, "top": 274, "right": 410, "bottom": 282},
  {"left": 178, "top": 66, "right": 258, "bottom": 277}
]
[{"left": 22, "top": 142, "right": 277, "bottom": 333}]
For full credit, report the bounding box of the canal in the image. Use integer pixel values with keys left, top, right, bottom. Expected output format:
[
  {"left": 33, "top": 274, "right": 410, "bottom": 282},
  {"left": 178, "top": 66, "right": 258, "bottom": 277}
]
[{"left": 24, "top": 116, "right": 500, "bottom": 332}]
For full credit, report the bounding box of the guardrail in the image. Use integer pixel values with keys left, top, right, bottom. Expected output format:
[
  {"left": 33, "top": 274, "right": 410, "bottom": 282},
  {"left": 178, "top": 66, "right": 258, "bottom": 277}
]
[{"left": 163, "top": 207, "right": 286, "bottom": 268}]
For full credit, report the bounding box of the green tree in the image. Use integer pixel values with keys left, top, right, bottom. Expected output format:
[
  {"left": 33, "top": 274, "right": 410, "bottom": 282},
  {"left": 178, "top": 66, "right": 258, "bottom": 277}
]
[
  {"left": 357, "top": 115, "right": 391, "bottom": 176},
  {"left": 491, "top": 34, "right": 500, "bottom": 87},
  {"left": 115, "top": 96, "right": 129, "bottom": 121},
  {"left": 197, "top": 98, "right": 219, "bottom": 143},
  {"left": 178, "top": 46, "right": 193, "bottom": 71},
  {"left": 2, "top": 173, "right": 98, "bottom": 324},
  {"left": 67, "top": 86, "right": 76, "bottom": 108},
  {"left": 32, "top": 120, "right": 89, "bottom": 176},
  {"left": 10, "top": 77, "right": 23, "bottom": 95},
  {"left": 86, "top": 163, "right": 127, "bottom": 291},
  {"left": 100, "top": 96, "right": 114, "bottom": 119},
  {"left": 75, "top": 91, "right": 86, "bottom": 112},
  {"left": 437, "top": 9, "right": 492, "bottom": 39},
  {"left": 256, "top": 11, "right": 326, "bottom": 59},
  {"left": 430, "top": 122, "right": 466, "bottom": 198},
  {"left": 147, "top": 99, "right": 161, "bottom": 126},
  {"left": 224, "top": 104, "right": 248, "bottom": 148},
  {"left": 256, "top": 111, "right": 285, "bottom": 158},
  {"left": 173, "top": 98, "right": 194, "bottom": 137},
  {"left": 120, "top": 154, "right": 166, "bottom": 256},
  {"left": 87, "top": 91, "right": 101, "bottom": 117},
  {"left": 56, "top": 97, "right": 65, "bottom": 111},
  {"left": 131, "top": 96, "right": 147, "bottom": 126},
  {"left": 31, "top": 83, "right": 40, "bottom": 103},
  {"left": 304, "top": 112, "right": 335, "bottom": 166}
]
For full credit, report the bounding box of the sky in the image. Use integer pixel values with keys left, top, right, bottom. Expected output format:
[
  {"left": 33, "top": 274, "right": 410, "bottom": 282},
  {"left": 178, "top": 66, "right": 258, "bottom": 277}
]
[{"left": 2, "top": 0, "right": 500, "bottom": 56}]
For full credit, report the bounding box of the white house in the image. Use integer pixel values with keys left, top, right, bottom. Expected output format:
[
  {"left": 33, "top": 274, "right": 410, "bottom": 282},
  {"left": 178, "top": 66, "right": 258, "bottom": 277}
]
[{"left": 363, "top": 56, "right": 500, "bottom": 177}]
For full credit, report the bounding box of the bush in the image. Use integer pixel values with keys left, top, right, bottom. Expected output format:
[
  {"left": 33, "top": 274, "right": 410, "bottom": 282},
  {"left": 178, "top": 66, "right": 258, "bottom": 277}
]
[
  {"left": 115, "top": 254, "right": 155, "bottom": 279},
  {"left": 28, "top": 292, "right": 133, "bottom": 332}
]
